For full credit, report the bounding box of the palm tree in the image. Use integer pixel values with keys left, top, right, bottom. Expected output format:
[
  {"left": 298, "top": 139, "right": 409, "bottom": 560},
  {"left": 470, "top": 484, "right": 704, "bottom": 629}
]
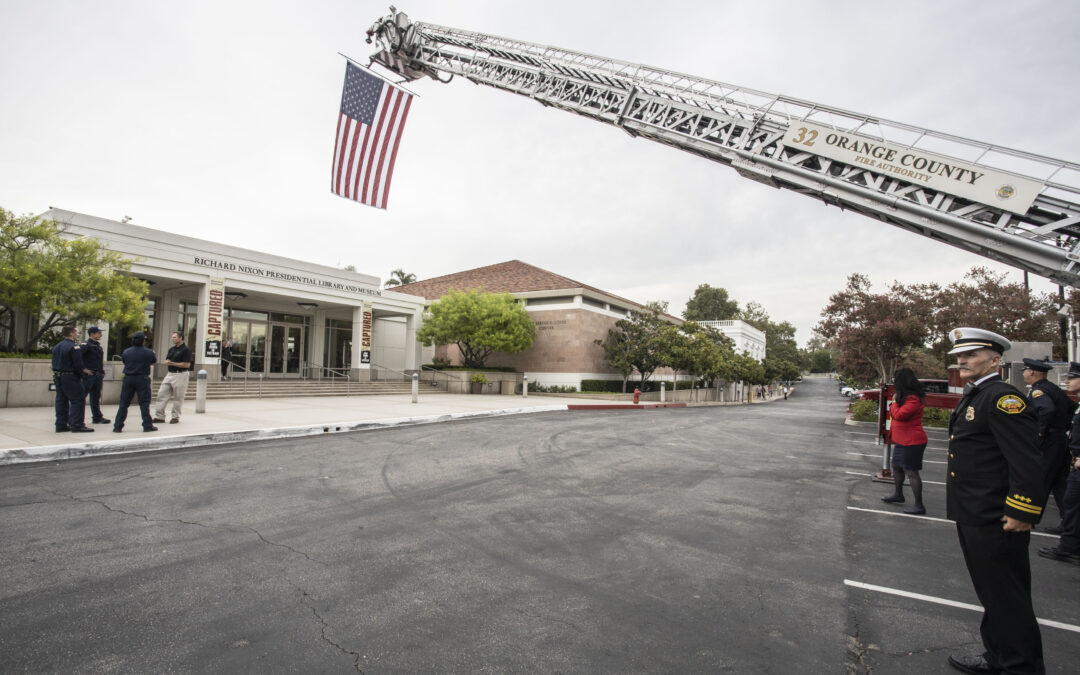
[{"left": 384, "top": 269, "right": 417, "bottom": 288}]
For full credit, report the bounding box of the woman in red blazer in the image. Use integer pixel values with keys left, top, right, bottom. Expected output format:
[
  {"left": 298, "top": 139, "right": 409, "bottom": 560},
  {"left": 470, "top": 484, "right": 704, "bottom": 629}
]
[{"left": 882, "top": 367, "right": 929, "bottom": 514}]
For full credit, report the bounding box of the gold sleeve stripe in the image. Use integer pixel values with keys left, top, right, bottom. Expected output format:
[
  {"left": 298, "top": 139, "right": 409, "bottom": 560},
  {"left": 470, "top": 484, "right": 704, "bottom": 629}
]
[{"left": 1005, "top": 498, "right": 1043, "bottom": 514}]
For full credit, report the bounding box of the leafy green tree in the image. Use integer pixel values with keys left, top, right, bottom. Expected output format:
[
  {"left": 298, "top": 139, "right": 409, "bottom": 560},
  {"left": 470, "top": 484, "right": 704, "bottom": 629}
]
[
  {"left": 646, "top": 300, "right": 670, "bottom": 314},
  {"left": 683, "top": 284, "right": 739, "bottom": 321},
  {"left": 1, "top": 208, "right": 149, "bottom": 352},
  {"left": 595, "top": 327, "right": 636, "bottom": 392},
  {"left": 739, "top": 301, "right": 803, "bottom": 382},
  {"left": 416, "top": 289, "right": 535, "bottom": 368},
  {"left": 809, "top": 349, "right": 834, "bottom": 373},
  {"left": 384, "top": 268, "right": 417, "bottom": 288}
]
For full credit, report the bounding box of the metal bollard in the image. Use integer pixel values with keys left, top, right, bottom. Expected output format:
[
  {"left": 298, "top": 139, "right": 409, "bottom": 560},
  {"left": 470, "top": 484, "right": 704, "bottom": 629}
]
[
  {"left": 522, "top": 374, "right": 528, "bottom": 398},
  {"left": 660, "top": 381, "right": 665, "bottom": 403},
  {"left": 196, "top": 369, "right": 207, "bottom": 413},
  {"left": 412, "top": 372, "right": 418, "bottom": 403}
]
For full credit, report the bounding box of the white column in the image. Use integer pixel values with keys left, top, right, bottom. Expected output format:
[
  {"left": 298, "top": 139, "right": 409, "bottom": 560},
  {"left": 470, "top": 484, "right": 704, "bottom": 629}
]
[
  {"left": 404, "top": 310, "right": 421, "bottom": 372},
  {"left": 350, "top": 305, "right": 371, "bottom": 381},
  {"left": 309, "top": 309, "right": 327, "bottom": 379}
]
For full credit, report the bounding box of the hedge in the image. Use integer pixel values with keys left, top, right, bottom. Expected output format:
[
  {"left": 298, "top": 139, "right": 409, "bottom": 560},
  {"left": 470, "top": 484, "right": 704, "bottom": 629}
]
[
  {"left": 580, "top": 379, "right": 707, "bottom": 393},
  {"left": 849, "top": 398, "right": 948, "bottom": 428}
]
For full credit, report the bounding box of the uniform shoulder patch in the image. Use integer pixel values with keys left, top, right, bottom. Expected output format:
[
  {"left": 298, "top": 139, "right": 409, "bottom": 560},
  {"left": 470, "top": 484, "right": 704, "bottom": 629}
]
[
  {"left": 73, "top": 345, "right": 80, "bottom": 350},
  {"left": 996, "top": 394, "right": 1027, "bottom": 414},
  {"left": 1031, "top": 389, "right": 1044, "bottom": 398}
]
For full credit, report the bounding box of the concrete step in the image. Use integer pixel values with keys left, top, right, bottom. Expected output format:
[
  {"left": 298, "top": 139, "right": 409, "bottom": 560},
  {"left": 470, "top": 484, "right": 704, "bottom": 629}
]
[{"left": 179, "top": 379, "right": 422, "bottom": 400}]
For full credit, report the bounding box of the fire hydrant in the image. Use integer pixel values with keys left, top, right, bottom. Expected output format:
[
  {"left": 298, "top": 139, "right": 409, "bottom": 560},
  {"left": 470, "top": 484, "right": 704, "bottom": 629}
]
[{"left": 633, "top": 387, "right": 641, "bottom": 404}]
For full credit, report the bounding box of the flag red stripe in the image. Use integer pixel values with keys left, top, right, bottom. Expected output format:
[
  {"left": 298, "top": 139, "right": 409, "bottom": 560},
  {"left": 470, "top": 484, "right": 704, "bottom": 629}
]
[
  {"left": 360, "top": 90, "right": 396, "bottom": 206},
  {"left": 370, "top": 91, "right": 404, "bottom": 208},
  {"left": 333, "top": 115, "right": 351, "bottom": 195},
  {"left": 343, "top": 120, "right": 363, "bottom": 200},
  {"left": 378, "top": 94, "right": 412, "bottom": 209}
]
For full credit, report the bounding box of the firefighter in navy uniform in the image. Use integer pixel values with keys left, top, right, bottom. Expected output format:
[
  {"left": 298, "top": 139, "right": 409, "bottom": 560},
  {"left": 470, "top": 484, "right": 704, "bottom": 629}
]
[
  {"left": 1021, "top": 357, "right": 1072, "bottom": 533},
  {"left": 1038, "top": 361, "right": 1080, "bottom": 565},
  {"left": 80, "top": 326, "right": 110, "bottom": 424},
  {"left": 51, "top": 325, "right": 93, "bottom": 433},
  {"left": 945, "top": 328, "right": 1045, "bottom": 675},
  {"left": 112, "top": 332, "right": 158, "bottom": 433}
]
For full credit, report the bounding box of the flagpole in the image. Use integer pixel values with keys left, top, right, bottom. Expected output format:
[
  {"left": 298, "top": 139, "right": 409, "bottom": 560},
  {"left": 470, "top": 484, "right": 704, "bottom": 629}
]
[{"left": 337, "top": 52, "right": 422, "bottom": 98}]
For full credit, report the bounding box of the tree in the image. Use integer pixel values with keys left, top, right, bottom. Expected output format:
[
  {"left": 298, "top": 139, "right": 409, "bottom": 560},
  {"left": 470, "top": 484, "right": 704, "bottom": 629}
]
[
  {"left": 816, "top": 273, "right": 938, "bottom": 385},
  {"left": 646, "top": 300, "right": 670, "bottom": 314},
  {"left": 416, "top": 289, "right": 535, "bottom": 368},
  {"left": 739, "top": 301, "right": 803, "bottom": 382},
  {"left": 1, "top": 209, "right": 149, "bottom": 352},
  {"left": 683, "top": 284, "right": 739, "bottom": 321},
  {"left": 384, "top": 268, "right": 417, "bottom": 288},
  {"left": 809, "top": 349, "right": 835, "bottom": 373},
  {"left": 595, "top": 327, "right": 636, "bottom": 392}
]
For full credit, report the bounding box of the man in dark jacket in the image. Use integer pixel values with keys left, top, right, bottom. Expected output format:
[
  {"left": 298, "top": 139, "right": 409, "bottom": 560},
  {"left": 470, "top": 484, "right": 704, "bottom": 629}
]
[
  {"left": 1038, "top": 361, "right": 1080, "bottom": 566},
  {"left": 51, "top": 325, "right": 93, "bottom": 433},
  {"left": 1021, "top": 357, "right": 1072, "bottom": 533},
  {"left": 113, "top": 332, "right": 158, "bottom": 433},
  {"left": 945, "top": 328, "right": 1044, "bottom": 675},
  {"left": 80, "top": 326, "right": 110, "bottom": 424}
]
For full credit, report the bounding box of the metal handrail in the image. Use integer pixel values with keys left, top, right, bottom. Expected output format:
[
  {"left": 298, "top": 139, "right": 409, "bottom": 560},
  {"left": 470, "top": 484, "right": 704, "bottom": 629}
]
[
  {"left": 370, "top": 360, "right": 413, "bottom": 382},
  {"left": 419, "top": 365, "right": 454, "bottom": 391},
  {"left": 306, "top": 364, "right": 352, "bottom": 395}
]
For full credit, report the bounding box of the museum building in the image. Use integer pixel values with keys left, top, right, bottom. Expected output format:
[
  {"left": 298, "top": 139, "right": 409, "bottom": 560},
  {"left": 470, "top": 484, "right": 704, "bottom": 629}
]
[
  {"left": 11, "top": 209, "right": 426, "bottom": 382},
  {"left": 397, "top": 260, "right": 766, "bottom": 390}
]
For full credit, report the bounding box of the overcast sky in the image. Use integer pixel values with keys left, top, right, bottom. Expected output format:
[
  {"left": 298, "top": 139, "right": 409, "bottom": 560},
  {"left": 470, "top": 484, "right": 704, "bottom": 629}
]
[{"left": 3, "top": 0, "right": 1079, "bottom": 345}]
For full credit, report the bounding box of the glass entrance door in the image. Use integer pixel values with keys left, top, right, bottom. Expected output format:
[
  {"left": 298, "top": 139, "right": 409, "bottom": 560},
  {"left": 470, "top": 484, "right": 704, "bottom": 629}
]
[
  {"left": 269, "top": 324, "right": 303, "bottom": 377},
  {"left": 226, "top": 321, "right": 267, "bottom": 376}
]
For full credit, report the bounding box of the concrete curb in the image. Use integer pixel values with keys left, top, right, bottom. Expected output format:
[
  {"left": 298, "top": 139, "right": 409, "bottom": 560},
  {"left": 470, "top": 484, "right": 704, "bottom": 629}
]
[{"left": 0, "top": 404, "right": 571, "bottom": 466}]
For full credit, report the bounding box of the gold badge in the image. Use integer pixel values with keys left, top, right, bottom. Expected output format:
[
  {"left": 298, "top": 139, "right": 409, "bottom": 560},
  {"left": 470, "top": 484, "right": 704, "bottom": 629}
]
[
  {"left": 996, "top": 395, "right": 1026, "bottom": 414},
  {"left": 1031, "top": 389, "right": 1044, "bottom": 398},
  {"left": 953, "top": 329, "right": 964, "bottom": 341},
  {"left": 965, "top": 406, "right": 975, "bottom": 421}
]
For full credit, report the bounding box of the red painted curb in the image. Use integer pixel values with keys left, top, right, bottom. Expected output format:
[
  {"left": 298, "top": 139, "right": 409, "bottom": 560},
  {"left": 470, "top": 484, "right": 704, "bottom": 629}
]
[{"left": 566, "top": 403, "right": 688, "bottom": 410}]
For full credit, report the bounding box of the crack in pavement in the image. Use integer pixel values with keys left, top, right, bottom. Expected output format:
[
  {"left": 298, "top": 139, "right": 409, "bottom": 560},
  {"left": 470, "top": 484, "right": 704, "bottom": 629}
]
[
  {"left": 296, "top": 586, "right": 365, "bottom": 673},
  {"left": 43, "top": 487, "right": 328, "bottom": 565}
]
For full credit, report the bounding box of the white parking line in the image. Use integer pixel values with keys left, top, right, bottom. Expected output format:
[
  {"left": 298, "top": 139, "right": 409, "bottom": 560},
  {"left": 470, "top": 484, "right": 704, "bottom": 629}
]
[
  {"left": 847, "top": 452, "right": 946, "bottom": 465},
  {"left": 844, "top": 471, "right": 944, "bottom": 486},
  {"left": 843, "top": 579, "right": 1080, "bottom": 633},
  {"left": 846, "top": 506, "right": 1058, "bottom": 538}
]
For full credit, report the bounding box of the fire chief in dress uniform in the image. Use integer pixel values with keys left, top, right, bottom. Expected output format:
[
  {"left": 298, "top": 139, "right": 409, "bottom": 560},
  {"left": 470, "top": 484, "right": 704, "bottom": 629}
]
[{"left": 946, "top": 328, "right": 1045, "bottom": 675}]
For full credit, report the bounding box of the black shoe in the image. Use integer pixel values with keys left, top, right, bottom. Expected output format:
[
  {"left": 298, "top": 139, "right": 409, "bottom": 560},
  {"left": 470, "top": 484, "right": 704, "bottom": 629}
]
[
  {"left": 881, "top": 494, "right": 905, "bottom": 504},
  {"left": 1037, "top": 546, "right": 1080, "bottom": 565},
  {"left": 1043, "top": 525, "right": 1063, "bottom": 535},
  {"left": 169, "top": 418, "right": 179, "bottom": 424},
  {"left": 903, "top": 505, "right": 927, "bottom": 515},
  {"left": 152, "top": 418, "right": 165, "bottom": 424},
  {"left": 143, "top": 426, "right": 158, "bottom": 432},
  {"left": 71, "top": 427, "right": 94, "bottom": 433},
  {"left": 948, "top": 653, "right": 1000, "bottom": 674},
  {"left": 55, "top": 426, "right": 71, "bottom": 433},
  {"left": 93, "top": 417, "right": 111, "bottom": 424},
  {"left": 112, "top": 428, "right": 122, "bottom": 433}
]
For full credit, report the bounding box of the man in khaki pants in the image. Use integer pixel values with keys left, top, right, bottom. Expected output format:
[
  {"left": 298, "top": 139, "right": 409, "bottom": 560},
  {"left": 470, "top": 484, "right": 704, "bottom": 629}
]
[{"left": 153, "top": 331, "right": 192, "bottom": 424}]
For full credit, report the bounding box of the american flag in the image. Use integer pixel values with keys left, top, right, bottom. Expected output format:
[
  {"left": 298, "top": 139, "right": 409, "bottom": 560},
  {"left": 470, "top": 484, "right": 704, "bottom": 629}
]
[{"left": 331, "top": 62, "right": 413, "bottom": 209}]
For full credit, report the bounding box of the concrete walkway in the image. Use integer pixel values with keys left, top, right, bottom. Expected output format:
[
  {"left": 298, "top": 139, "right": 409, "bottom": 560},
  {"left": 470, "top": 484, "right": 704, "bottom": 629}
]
[{"left": 0, "top": 393, "right": 593, "bottom": 465}]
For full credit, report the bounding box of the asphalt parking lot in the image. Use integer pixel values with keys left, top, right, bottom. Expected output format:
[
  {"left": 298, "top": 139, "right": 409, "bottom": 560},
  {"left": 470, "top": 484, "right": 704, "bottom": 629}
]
[{"left": 1, "top": 376, "right": 1077, "bottom": 673}]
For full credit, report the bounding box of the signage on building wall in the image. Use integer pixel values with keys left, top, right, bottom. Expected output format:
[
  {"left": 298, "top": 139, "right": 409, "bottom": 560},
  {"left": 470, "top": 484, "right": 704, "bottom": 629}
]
[
  {"left": 205, "top": 276, "right": 225, "bottom": 359},
  {"left": 360, "top": 302, "right": 372, "bottom": 368},
  {"left": 192, "top": 256, "right": 382, "bottom": 297},
  {"left": 781, "top": 121, "right": 1041, "bottom": 215}
]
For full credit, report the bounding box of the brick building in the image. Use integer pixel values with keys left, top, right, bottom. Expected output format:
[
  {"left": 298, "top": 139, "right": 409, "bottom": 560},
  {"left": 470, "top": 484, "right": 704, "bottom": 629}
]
[{"left": 395, "top": 261, "right": 683, "bottom": 389}]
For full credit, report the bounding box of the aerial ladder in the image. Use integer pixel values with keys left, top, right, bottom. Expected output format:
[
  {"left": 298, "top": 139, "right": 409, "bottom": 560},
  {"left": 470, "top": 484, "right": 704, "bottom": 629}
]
[{"left": 365, "top": 8, "right": 1080, "bottom": 289}]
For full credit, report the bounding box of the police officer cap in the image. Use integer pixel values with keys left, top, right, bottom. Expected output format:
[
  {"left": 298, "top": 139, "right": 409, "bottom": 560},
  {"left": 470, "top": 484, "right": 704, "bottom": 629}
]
[
  {"left": 87, "top": 326, "right": 102, "bottom": 335},
  {"left": 131, "top": 332, "right": 146, "bottom": 343},
  {"left": 947, "top": 327, "right": 1011, "bottom": 355},
  {"left": 1066, "top": 362, "right": 1080, "bottom": 379},
  {"left": 1021, "top": 357, "right": 1052, "bottom": 372}
]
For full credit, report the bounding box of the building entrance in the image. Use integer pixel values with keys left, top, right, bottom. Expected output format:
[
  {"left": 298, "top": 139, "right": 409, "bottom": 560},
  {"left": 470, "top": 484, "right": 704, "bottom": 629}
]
[{"left": 225, "top": 313, "right": 307, "bottom": 378}]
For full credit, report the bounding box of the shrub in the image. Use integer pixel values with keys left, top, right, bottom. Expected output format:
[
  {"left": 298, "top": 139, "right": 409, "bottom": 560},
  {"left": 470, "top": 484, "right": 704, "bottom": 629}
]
[
  {"left": 530, "top": 381, "right": 577, "bottom": 393},
  {"left": 922, "top": 407, "right": 949, "bottom": 428},
  {"left": 850, "top": 399, "right": 879, "bottom": 422},
  {"left": 470, "top": 373, "right": 488, "bottom": 384}
]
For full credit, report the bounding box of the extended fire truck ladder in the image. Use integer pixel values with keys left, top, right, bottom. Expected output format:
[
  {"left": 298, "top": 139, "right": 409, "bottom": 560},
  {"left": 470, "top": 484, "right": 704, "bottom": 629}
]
[{"left": 366, "top": 9, "right": 1080, "bottom": 288}]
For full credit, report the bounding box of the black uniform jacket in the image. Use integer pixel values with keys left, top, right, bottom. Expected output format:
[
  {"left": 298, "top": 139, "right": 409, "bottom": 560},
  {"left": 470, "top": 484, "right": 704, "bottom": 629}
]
[
  {"left": 1028, "top": 378, "right": 1071, "bottom": 450},
  {"left": 1068, "top": 404, "right": 1080, "bottom": 459},
  {"left": 947, "top": 375, "right": 1045, "bottom": 525}
]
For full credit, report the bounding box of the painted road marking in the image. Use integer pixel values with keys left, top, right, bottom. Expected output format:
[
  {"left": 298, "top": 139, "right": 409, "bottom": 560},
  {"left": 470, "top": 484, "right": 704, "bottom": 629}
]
[
  {"left": 843, "top": 579, "right": 1080, "bottom": 634},
  {"left": 844, "top": 471, "right": 944, "bottom": 486},
  {"left": 847, "top": 452, "right": 946, "bottom": 465},
  {"left": 846, "top": 506, "right": 1057, "bottom": 538}
]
